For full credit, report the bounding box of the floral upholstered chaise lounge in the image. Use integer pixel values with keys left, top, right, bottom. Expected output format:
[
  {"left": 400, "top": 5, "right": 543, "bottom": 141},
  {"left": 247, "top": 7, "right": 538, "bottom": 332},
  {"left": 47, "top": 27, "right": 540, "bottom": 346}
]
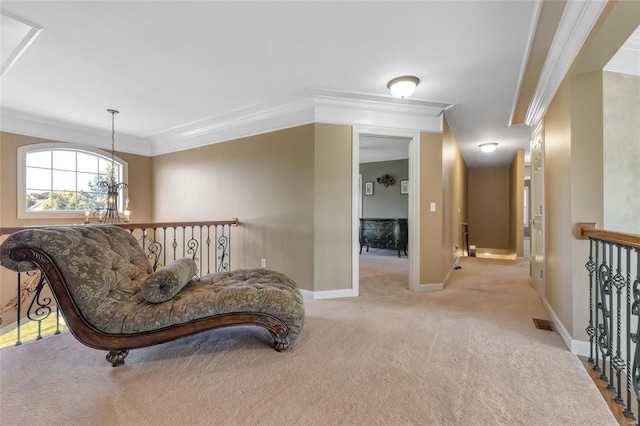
[{"left": 0, "top": 225, "right": 305, "bottom": 366}]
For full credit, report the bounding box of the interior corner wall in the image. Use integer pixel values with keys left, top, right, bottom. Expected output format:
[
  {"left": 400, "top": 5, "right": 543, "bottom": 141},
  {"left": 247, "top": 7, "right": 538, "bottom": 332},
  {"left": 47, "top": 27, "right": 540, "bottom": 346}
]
[
  {"left": 569, "top": 70, "right": 604, "bottom": 341},
  {"left": 543, "top": 70, "right": 605, "bottom": 343},
  {"left": 467, "top": 168, "right": 510, "bottom": 250},
  {"left": 420, "top": 132, "right": 444, "bottom": 284},
  {"left": 544, "top": 76, "right": 575, "bottom": 339},
  {"left": 313, "top": 123, "right": 352, "bottom": 292},
  {"left": 0, "top": 132, "right": 153, "bottom": 227},
  {"left": 151, "top": 125, "right": 316, "bottom": 291},
  {"left": 442, "top": 118, "right": 468, "bottom": 271},
  {"left": 603, "top": 71, "right": 640, "bottom": 234},
  {"left": 509, "top": 149, "right": 525, "bottom": 257}
]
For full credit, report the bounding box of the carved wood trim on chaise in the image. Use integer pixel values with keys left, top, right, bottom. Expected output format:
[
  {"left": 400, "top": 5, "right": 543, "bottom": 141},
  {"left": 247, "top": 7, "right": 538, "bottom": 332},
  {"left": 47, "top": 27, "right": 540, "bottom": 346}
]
[{"left": 1, "top": 226, "right": 305, "bottom": 366}]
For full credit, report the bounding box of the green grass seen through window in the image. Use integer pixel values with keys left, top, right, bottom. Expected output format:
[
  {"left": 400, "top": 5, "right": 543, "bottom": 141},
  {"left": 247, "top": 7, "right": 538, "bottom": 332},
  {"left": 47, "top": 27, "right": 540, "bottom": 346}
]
[{"left": 0, "top": 315, "right": 67, "bottom": 349}]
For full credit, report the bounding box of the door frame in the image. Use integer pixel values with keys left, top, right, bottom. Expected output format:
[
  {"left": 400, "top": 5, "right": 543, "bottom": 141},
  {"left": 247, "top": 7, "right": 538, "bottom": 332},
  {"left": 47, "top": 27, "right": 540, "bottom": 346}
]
[{"left": 352, "top": 127, "right": 420, "bottom": 295}]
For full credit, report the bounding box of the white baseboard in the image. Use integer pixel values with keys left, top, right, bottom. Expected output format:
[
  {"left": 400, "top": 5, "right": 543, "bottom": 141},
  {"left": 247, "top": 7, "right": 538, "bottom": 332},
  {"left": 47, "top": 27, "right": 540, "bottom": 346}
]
[
  {"left": 542, "top": 297, "right": 590, "bottom": 356},
  {"left": 416, "top": 283, "right": 444, "bottom": 293},
  {"left": 300, "top": 288, "right": 356, "bottom": 300},
  {"left": 415, "top": 265, "right": 453, "bottom": 293}
]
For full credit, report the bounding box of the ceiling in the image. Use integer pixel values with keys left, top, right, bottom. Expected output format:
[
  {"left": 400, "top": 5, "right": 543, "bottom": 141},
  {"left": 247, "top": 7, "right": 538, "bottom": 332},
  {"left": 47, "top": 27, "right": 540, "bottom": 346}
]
[{"left": 0, "top": 1, "right": 585, "bottom": 169}]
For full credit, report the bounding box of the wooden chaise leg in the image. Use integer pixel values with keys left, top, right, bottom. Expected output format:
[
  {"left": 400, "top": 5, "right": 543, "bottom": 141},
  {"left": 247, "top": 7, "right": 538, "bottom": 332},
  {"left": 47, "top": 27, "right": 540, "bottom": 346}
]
[
  {"left": 272, "top": 340, "right": 289, "bottom": 352},
  {"left": 106, "top": 349, "right": 129, "bottom": 367}
]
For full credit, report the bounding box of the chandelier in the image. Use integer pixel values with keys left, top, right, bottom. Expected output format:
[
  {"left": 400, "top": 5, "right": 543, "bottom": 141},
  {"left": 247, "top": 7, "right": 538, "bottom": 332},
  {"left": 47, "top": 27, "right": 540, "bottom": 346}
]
[{"left": 94, "top": 109, "right": 128, "bottom": 223}]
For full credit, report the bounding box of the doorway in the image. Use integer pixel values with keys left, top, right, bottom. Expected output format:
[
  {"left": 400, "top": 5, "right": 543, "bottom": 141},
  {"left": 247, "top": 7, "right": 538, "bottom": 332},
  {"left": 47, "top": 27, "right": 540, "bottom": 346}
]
[
  {"left": 352, "top": 127, "right": 420, "bottom": 295},
  {"left": 530, "top": 120, "right": 545, "bottom": 298}
]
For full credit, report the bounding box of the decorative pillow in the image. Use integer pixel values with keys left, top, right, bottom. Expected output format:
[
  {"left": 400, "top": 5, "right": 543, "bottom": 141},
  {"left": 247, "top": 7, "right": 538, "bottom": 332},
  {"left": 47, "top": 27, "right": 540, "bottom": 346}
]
[{"left": 141, "top": 258, "right": 197, "bottom": 303}]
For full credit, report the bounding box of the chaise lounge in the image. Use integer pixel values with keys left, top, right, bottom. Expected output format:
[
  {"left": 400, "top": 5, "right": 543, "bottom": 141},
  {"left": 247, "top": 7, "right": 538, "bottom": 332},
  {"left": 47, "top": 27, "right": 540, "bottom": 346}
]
[{"left": 0, "top": 225, "right": 305, "bottom": 366}]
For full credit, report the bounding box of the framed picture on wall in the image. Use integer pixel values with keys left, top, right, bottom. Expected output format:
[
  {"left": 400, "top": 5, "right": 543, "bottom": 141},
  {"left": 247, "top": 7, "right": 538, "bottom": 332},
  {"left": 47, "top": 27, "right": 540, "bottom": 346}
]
[
  {"left": 364, "top": 181, "right": 374, "bottom": 196},
  {"left": 400, "top": 179, "right": 409, "bottom": 195}
]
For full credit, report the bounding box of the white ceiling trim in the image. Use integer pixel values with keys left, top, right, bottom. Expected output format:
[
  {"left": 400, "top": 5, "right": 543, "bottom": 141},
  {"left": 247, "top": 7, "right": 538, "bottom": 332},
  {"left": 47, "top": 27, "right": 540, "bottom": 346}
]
[
  {"left": 1, "top": 10, "right": 43, "bottom": 77},
  {"left": 604, "top": 27, "right": 640, "bottom": 76},
  {"left": 1, "top": 108, "right": 152, "bottom": 156},
  {"left": 1, "top": 89, "right": 446, "bottom": 157},
  {"left": 509, "top": 0, "right": 544, "bottom": 127},
  {"left": 149, "top": 89, "right": 445, "bottom": 156},
  {"left": 525, "top": 0, "right": 608, "bottom": 127}
]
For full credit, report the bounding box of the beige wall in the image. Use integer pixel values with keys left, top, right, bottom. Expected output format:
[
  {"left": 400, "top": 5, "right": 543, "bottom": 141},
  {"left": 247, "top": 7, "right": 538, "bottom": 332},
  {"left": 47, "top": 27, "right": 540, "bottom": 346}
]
[
  {"left": 603, "top": 71, "right": 640, "bottom": 234},
  {"left": 442, "top": 118, "right": 468, "bottom": 270},
  {"left": 0, "top": 132, "right": 153, "bottom": 227},
  {"left": 544, "top": 77, "right": 575, "bottom": 336},
  {"left": 152, "top": 125, "right": 316, "bottom": 291},
  {"left": 509, "top": 149, "right": 525, "bottom": 257},
  {"left": 543, "top": 71, "right": 605, "bottom": 341},
  {"left": 420, "top": 132, "right": 444, "bottom": 285},
  {"left": 570, "top": 71, "right": 604, "bottom": 340},
  {"left": 313, "top": 124, "right": 352, "bottom": 292},
  {"left": 467, "top": 168, "right": 510, "bottom": 250}
]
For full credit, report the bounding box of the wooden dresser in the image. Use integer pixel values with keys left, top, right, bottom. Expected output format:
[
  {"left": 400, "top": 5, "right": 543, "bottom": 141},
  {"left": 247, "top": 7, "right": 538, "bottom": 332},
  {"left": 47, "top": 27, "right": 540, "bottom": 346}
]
[{"left": 359, "top": 218, "right": 408, "bottom": 258}]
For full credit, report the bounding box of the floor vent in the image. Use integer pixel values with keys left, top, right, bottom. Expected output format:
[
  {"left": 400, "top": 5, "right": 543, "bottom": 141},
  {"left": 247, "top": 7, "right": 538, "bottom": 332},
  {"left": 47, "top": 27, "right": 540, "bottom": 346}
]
[{"left": 533, "top": 318, "right": 555, "bottom": 331}]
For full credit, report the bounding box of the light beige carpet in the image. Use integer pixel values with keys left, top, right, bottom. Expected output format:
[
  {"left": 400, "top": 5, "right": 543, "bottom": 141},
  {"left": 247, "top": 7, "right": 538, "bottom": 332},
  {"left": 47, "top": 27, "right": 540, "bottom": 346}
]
[{"left": 0, "top": 256, "right": 615, "bottom": 425}]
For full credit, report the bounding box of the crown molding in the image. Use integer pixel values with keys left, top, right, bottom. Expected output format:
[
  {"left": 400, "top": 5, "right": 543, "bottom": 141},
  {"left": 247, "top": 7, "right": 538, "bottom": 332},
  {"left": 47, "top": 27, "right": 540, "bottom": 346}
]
[
  {"left": 525, "top": 0, "right": 608, "bottom": 127},
  {"left": 603, "top": 39, "right": 640, "bottom": 76},
  {"left": 1, "top": 89, "right": 447, "bottom": 157},
  {"left": 1, "top": 10, "right": 43, "bottom": 77},
  {"left": 149, "top": 88, "right": 446, "bottom": 156},
  {"left": 0, "top": 108, "right": 152, "bottom": 156}
]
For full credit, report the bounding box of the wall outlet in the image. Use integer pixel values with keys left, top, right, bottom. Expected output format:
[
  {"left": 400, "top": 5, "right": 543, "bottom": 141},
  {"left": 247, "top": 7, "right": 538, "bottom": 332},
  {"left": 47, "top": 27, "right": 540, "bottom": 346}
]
[{"left": 261, "top": 258, "right": 267, "bottom": 268}]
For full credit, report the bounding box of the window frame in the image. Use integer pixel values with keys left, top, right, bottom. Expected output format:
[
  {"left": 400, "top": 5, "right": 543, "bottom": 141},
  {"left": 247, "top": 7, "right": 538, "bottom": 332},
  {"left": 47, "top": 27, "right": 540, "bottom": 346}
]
[{"left": 17, "top": 143, "right": 129, "bottom": 219}]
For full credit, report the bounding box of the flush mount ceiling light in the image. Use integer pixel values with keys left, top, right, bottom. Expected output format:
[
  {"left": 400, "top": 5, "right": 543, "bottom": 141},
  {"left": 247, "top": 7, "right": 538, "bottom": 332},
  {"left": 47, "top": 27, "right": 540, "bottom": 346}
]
[
  {"left": 387, "top": 76, "right": 420, "bottom": 99},
  {"left": 479, "top": 143, "right": 498, "bottom": 153}
]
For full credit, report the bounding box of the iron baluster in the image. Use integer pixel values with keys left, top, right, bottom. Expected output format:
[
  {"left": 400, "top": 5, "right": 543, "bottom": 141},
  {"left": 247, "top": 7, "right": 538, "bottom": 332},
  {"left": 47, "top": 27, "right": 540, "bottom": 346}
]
[
  {"left": 606, "top": 243, "right": 615, "bottom": 392},
  {"left": 631, "top": 248, "right": 640, "bottom": 418},
  {"left": 25, "top": 271, "right": 53, "bottom": 341},
  {"left": 594, "top": 241, "right": 602, "bottom": 373},
  {"left": 162, "top": 228, "right": 167, "bottom": 273},
  {"left": 597, "top": 242, "right": 611, "bottom": 383},
  {"left": 182, "top": 226, "right": 186, "bottom": 258},
  {"left": 586, "top": 238, "right": 597, "bottom": 364},
  {"left": 139, "top": 228, "right": 162, "bottom": 271},
  {"left": 611, "top": 244, "right": 626, "bottom": 402},
  {"left": 624, "top": 248, "right": 636, "bottom": 420},
  {"left": 199, "top": 226, "right": 203, "bottom": 277},
  {"left": 217, "top": 224, "right": 230, "bottom": 272},
  {"left": 171, "top": 227, "right": 178, "bottom": 260},
  {"left": 206, "top": 226, "right": 212, "bottom": 275},
  {"left": 55, "top": 306, "right": 61, "bottom": 335},
  {"left": 15, "top": 272, "right": 22, "bottom": 346},
  {"left": 186, "top": 226, "right": 199, "bottom": 263}
]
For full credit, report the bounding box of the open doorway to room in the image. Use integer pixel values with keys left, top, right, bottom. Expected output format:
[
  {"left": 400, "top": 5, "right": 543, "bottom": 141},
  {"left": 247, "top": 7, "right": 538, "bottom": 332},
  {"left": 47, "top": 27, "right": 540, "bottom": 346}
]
[
  {"left": 524, "top": 165, "right": 531, "bottom": 261},
  {"left": 355, "top": 132, "right": 413, "bottom": 295}
]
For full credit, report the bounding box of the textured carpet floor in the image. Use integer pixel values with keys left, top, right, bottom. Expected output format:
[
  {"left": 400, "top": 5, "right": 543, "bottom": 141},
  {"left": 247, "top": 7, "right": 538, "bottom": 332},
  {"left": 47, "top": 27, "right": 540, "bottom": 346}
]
[{"left": 0, "top": 256, "right": 615, "bottom": 425}]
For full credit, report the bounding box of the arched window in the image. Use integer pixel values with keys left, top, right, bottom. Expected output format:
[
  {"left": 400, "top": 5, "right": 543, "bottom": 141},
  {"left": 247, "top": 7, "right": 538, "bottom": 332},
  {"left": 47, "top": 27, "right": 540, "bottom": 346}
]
[{"left": 18, "top": 143, "right": 128, "bottom": 219}]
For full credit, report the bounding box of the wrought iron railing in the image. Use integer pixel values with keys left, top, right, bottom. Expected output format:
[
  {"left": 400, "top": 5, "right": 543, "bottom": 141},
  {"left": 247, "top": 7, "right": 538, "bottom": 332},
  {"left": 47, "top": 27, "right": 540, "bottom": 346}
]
[
  {"left": 584, "top": 228, "right": 640, "bottom": 423},
  {"left": 0, "top": 219, "right": 238, "bottom": 347}
]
